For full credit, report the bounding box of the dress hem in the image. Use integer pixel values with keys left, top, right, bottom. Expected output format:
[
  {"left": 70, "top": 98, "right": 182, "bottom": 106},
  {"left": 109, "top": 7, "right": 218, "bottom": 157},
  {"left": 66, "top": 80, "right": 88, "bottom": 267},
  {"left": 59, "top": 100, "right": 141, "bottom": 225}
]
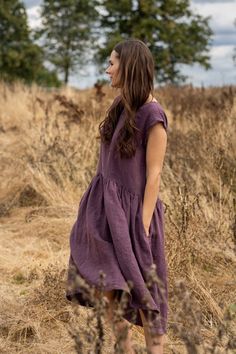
[{"left": 65, "top": 290, "right": 167, "bottom": 335}]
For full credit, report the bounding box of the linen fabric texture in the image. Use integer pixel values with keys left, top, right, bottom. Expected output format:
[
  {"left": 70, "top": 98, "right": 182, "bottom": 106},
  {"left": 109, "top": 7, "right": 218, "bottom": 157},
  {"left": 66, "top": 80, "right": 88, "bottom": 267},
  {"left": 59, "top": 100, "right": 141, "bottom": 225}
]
[{"left": 66, "top": 97, "right": 169, "bottom": 335}]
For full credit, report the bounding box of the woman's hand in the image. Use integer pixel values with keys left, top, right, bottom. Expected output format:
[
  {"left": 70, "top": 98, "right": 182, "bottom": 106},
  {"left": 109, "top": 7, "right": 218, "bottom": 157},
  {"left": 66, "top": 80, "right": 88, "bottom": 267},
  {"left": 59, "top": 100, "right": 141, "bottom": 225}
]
[{"left": 143, "top": 223, "right": 150, "bottom": 238}]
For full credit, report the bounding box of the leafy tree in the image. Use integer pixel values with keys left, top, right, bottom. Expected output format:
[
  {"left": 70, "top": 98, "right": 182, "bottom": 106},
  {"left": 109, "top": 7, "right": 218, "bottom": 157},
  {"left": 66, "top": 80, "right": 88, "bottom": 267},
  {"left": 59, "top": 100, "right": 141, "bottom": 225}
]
[
  {"left": 36, "top": 0, "right": 98, "bottom": 84},
  {"left": 96, "top": 0, "right": 213, "bottom": 84},
  {"left": 0, "top": 0, "right": 60, "bottom": 86}
]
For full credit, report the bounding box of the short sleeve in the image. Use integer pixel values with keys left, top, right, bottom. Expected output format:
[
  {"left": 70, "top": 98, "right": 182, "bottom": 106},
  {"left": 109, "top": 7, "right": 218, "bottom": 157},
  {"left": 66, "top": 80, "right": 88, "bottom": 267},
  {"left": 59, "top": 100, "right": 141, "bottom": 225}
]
[{"left": 143, "top": 104, "right": 168, "bottom": 145}]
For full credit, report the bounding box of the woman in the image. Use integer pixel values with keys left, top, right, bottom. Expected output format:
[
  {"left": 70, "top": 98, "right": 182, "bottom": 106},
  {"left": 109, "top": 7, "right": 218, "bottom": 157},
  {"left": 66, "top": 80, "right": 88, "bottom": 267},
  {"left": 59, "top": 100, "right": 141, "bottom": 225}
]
[{"left": 66, "top": 39, "right": 168, "bottom": 354}]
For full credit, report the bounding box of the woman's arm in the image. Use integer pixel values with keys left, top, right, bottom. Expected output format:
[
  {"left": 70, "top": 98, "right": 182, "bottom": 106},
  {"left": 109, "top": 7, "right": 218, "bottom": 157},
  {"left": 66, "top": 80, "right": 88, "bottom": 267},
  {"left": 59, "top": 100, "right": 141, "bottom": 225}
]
[{"left": 142, "top": 122, "right": 167, "bottom": 236}]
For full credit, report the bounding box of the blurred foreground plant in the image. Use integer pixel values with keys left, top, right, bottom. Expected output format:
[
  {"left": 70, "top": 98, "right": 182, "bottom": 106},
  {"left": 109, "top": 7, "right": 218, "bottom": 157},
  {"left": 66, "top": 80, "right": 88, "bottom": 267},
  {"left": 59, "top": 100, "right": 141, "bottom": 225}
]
[{"left": 66, "top": 263, "right": 236, "bottom": 354}]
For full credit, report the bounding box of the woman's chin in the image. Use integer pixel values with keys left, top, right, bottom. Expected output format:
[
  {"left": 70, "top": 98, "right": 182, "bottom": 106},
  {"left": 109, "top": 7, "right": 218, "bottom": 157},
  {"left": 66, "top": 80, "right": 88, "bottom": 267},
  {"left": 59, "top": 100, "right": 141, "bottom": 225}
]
[{"left": 111, "top": 81, "right": 120, "bottom": 89}]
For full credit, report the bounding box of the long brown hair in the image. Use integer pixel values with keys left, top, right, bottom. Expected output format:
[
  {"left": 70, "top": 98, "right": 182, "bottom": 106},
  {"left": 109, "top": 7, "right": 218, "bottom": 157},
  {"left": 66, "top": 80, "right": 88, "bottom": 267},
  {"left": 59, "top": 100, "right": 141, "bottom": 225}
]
[{"left": 98, "top": 39, "right": 155, "bottom": 159}]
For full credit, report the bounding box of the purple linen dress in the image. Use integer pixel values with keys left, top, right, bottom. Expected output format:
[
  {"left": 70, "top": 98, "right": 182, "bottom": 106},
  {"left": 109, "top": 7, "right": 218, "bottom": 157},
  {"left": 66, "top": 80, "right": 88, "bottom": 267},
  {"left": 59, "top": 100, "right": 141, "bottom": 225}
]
[{"left": 66, "top": 97, "right": 169, "bottom": 335}]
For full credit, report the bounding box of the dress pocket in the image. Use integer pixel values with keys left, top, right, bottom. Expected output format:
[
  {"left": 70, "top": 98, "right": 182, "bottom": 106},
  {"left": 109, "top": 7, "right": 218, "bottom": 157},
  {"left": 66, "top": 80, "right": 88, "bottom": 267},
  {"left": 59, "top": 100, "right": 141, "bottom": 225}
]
[
  {"left": 141, "top": 217, "right": 151, "bottom": 239},
  {"left": 140, "top": 200, "right": 154, "bottom": 240}
]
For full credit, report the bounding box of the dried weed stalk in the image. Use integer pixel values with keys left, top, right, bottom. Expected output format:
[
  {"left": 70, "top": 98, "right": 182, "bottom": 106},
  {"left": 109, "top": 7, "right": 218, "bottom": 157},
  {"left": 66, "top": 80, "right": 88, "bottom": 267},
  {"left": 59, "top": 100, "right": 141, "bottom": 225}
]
[{"left": 67, "top": 265, "right": 236, "bottom": 354}]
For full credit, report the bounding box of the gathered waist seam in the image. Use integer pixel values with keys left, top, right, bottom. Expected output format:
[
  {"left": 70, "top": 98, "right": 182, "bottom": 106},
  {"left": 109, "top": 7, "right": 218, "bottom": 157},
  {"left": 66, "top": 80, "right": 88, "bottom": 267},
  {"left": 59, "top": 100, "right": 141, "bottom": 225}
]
[
  {"left": 95, "top": 171, "right": 162, "bottom": 204},
  {"left": 95, "top": 172, "right": 141, "bottom": 199}
]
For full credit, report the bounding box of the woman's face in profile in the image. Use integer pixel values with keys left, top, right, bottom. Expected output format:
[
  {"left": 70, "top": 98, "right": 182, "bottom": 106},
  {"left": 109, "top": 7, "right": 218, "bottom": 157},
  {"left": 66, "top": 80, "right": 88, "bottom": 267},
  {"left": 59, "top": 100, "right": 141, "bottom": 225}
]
[{"left": 105, "top": 50, "right": 120, "bottom": 88}]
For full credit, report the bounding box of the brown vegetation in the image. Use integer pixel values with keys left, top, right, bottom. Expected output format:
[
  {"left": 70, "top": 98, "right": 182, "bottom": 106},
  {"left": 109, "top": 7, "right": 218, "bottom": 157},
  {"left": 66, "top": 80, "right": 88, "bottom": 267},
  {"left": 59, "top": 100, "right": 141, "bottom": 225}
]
[{"left": 0, "top": 81, "right": 235, "bottom": 353}]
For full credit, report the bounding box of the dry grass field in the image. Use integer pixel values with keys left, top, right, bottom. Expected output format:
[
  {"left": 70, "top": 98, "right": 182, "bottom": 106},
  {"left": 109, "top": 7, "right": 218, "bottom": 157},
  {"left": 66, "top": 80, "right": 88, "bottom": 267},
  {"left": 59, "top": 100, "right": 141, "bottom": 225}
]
[{"left": 0, "top": 81, "right": 235, "bottom": 354}]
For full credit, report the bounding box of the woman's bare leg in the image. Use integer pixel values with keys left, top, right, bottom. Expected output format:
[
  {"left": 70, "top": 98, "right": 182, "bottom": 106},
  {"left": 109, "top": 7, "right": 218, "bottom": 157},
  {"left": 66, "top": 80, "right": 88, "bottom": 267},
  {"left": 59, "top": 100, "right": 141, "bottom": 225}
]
[
  {"left": 95, "top": 289, "right": 135, "bottom": 353},
  {"left": 139, "top": 309, "right": 165, "bottom": 354}
]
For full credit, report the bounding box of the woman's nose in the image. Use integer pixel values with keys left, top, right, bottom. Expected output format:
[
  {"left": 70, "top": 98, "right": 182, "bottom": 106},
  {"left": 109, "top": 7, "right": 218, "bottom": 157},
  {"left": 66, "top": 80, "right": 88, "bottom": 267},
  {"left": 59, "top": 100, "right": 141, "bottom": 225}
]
[{"left": 105, "top": 67, "right": 110, "bottom": 74}]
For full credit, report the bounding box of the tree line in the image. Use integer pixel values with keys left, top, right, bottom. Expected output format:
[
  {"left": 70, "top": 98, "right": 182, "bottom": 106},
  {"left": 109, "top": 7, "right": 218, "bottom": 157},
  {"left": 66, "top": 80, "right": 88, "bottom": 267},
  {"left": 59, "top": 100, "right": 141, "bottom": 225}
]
[{"left": 0, "top": 0, "right": 215, "bottom": 87}]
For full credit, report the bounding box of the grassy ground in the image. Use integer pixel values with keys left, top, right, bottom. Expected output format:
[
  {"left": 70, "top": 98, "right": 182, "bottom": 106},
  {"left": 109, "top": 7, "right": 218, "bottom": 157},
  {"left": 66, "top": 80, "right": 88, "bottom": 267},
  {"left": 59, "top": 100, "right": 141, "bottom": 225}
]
[{"left": 0, "top": 81, "right": 235, "bottom": 353}]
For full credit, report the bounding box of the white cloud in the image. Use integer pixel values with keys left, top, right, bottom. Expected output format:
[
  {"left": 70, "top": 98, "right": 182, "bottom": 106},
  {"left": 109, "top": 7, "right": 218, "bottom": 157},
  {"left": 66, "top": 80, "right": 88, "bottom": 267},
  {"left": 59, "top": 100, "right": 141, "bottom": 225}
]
[
  {"left": 191, "top": 1, "right": 236, "bottom": 34},
  {"left": 180, "top": 45, "right": 235, "bottom": 86},
  {"left": 211, "top": 45, "right": 234, "bottom": 59},
  {"left": 187, "top": 1, "right": 236, "bottom": 86},
  {"left": 26, "top": 6, "right": 42, "bottom": 29},
  {"left": 193, "top": 0, "right": 234, "bottom": 3}
]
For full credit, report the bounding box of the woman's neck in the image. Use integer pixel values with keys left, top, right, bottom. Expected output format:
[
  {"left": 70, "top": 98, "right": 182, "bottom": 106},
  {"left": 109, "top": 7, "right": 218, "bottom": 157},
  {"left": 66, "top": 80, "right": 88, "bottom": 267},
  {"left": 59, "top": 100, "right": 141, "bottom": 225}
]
[{"left": 145, "top": 94, "right": 156, "bottom": 104}]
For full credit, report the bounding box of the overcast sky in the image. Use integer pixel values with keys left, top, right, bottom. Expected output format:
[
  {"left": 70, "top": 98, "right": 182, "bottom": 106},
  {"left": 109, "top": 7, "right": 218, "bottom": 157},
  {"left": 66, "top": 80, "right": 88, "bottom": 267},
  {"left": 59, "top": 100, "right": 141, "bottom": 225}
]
[{"left": 23, "top": 0, "right": 236, "bottom": 88}]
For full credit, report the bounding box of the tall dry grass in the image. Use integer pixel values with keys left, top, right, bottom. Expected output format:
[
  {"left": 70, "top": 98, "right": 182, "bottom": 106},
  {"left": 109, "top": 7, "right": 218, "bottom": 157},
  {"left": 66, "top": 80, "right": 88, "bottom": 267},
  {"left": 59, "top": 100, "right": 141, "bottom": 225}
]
[{"left": 0, "top": 80, "right": 235, "bottom": 353}]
